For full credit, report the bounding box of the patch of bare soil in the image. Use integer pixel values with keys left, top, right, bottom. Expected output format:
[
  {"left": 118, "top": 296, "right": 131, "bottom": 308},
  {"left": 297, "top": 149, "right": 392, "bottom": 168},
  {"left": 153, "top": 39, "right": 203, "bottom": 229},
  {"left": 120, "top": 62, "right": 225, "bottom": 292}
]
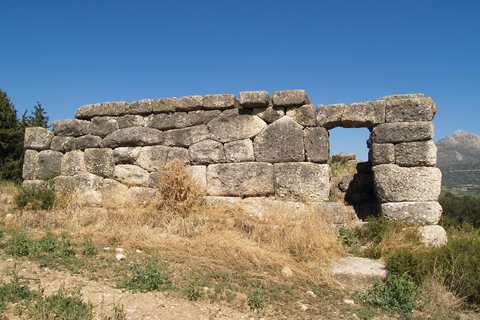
[{"left": 0, "top": 257, "right": 253, "bottom": 320}]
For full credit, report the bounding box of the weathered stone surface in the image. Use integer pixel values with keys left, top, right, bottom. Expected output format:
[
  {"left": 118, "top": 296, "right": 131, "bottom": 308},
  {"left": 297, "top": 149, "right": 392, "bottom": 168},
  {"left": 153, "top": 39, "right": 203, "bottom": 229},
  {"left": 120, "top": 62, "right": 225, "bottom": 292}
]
[
  {"left": 380, "top": 95, "right": 436, "bottom": 123},
  {"left": 342, "top": 101, "right": 385, "bottom": 129},
  {"left": 75, "top": 135, "right": 102, "bottom": 149},
  {"left": 303, "top": 127, "right": 329, "bottom": 163},
  {"left": 224, "top": 139, "right": 254, "bottom": 163},
  {"left": 152, "top": 97, "right": 178, "bottom": 113},
  {"left": 52, "top": 119, "right": 92, "bottom": 137},
  {"left": 332, "top": 257, "right": 387, "bottom": 288},
  {"left": 395, "top": 141, "right": 437, "bottom": 167},
  {"left": 50, "top": 136, "right": 75, "bottom": 152},
  {"left": 75, "top": 101, "right": 128, "bottom": 119},
  {"left": 208, "top": 108, "right": 267, "bottom": 143},
  {"left": 117, "top": 115, "right": 146, "bottom": 128},
  {"left": 58, "top": 173, "right": 103, "bottom": 206},
  {"left": 239, "top": 91, "right": 270, "bottom": 108},
  {"left": 61, "top": 150, "right": 87, "bottom": 176},
  {"left": 135, "top": 146, "right": 170, "bottom": 172},
  {"left": 188, "top": 165, "right": 207, "bottom": 189},
  {"left": 310, "top": 202, "right": 359, "bottom": 224},
  {"left": 286, "top": 104, "right": 316, "bottom": 126},
  {"left": 207, "top": 163, "right": 274, "bottom": 196},
  {"left": 274, "top": 163, "right": 330, "bottom": 201},
  {"left": 418, "top": 225, "right": 448, "bottom": 247},
  {"left": 185, "top": 110, "right": 221, "bottom": 127},
  {"left": 382, "top": 201, "right": 442, "bottom": 225},
  {"left": 146, "top": 113, "right": 187, "bottom": 130},
  {"left": 189, "top": 140, "right": 224, "bottom": 165},
  {"left": 339, "top": 173, "right": 373, "bottom": 193},
  {"left": 203, "top": 94, "right": 238, "bottom": 110},
  {"left": 37, "top": 150, "right": 62, "bottom": 179},
  {"left": 127, "top": 99, "right": 156, "bottom": 115},
  {"left": 22, "top": 179, "right": 49, "bottom": 191},
  {"left": 177, "top": 95, "right": 203, "bottom": 112},
  {"left": 253, "top": 106, "right": 285, "bottom": 123},
  {"left": 84, "top": 148, "right": 115, "bottom": 178},
  {"left": 126, "top": 187, "right": 157, "bottom": 205},
  {"left": 22, "top": 150, "right": 38, "bottom": 180},
  {"left": 113, "top": 147, "right": 141, "bottom": 164},
  {"left": 254, "top": 116, "right": 304, "bottom": 163},
  {"left": 373, "top": 164, "right": 442, "bottom": 202},
  {"left": 316, "top": 104, "right": 344, "bottom": 129},
  {"left": 333, "top": 153, "right": 356, "bottom": 161},
  {"left": 370, "top": 143, "right": 395, "bottom": 165},
  {"left": 102, "top": 127, "right": 163, "bottom": 148},
  {"left": 166, "top": 147, "right": 189, "bottom": 165},
  {"left": 370, "top": 122, "right": 434, "bottom": 143},
  {"left": 163, "top": 125, "right": 210, "bottom": 147},
  {"left": 272, "top": 90, "right": 309, "bottom": 106},
  {"left": 102, "top": 178, "right": 128, "bottom": 206},
  {"left": 114, "top": 164, "right": 149, "bottom": 187},
  {"left": 90, "top": 117, "right": 119, "bottom": 138},
  {"left": 24, "top": 127, "right": 54, "bottom": 150}
]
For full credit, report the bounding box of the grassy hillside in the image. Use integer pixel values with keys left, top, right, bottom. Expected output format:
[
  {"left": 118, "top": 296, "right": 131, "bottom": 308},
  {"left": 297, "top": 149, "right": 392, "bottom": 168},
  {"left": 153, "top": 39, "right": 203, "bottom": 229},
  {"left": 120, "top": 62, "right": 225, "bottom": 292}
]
[{"left": 440, "top": 162, "right": 480, "bottom": 196}]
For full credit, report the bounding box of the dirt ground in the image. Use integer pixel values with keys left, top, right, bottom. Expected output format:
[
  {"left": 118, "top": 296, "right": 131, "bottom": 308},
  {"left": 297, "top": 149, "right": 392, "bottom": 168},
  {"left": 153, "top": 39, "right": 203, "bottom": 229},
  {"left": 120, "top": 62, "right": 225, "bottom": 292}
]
[{"left": 0, "top": 256, "right": 257, "bottom": 320}]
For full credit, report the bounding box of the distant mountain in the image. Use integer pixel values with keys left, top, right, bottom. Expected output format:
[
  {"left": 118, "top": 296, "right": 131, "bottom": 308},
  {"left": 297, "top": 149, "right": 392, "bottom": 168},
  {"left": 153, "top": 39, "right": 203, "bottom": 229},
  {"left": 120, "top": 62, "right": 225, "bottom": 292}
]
[
  {"left": 436, "top": 130, "right": 480, "bottom": 168},
  {"left": 435, "top": 130, "right": 480, "bottom": 195}
]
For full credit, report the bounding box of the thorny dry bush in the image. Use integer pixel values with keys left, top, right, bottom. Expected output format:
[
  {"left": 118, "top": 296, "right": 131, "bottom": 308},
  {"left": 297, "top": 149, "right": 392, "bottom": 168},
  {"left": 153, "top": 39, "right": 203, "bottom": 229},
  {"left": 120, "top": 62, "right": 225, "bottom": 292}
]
[{"left": 10, "top": 162, "right": 343, "bottom": 284}]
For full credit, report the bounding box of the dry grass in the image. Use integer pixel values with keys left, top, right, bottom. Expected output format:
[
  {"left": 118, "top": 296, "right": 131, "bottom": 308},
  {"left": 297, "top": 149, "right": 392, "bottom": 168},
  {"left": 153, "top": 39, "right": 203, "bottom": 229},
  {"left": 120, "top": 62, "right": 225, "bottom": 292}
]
[
  {"left": 0, "top": 180, "right": 18, "bottom": 214},
  {"left": 419, "top": 274, "right": 465, "bottom": 318},
  {"left": 10, "top": 162, "right": 343, "bottom": 284}
]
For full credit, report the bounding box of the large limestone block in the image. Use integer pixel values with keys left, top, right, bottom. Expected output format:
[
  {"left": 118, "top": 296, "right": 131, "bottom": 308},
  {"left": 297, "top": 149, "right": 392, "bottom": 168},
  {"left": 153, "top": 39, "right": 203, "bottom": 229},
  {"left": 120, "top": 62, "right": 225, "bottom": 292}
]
[
  {"left": 75, "top": 135, "right": 102, "bottom": 149},
  {"left": 166, "top": 147, "right": 190, "bottom": 165},
  {"left": 253, "top": 106, "right": 285, "bottom": 123},
  {"left": 286, "top": 104, "right": 316, "bottom": 127},
  {"left": 239, "top": 91, "right": 270, "bottom": 108},
  {"left": 188, "top": 165, "right": 207, "bottom": 190},
  {"left": 75, "top": 101, "right": 129, "bottom": 119},
  {"left": 126, "top": 187, "right": 157, "bottom": 205},
  {"left": 418, "top": 225, "right": 447, "bottom": 247},
  {"left": 22, "top": 150, "right": 38, "bottom": 180},
  {"left": 102, "top": 127, "right": 163, "bottom": 148},
  {"left": 332, "top": 257, "right": 387, "bottom": 288},
  {"left": 24, "top": 127, "right": 54, "bottom": 150},
  {"left": 207, "top": 108, "right": 267, "bottom": 143},
  {"left": 189, "top": 140, "right": 224, "bottom": 165},
  {"left": 102, "top": 178, "right": 128, "bottom": 206},
  {"left": 56, "top": 173, "right": 104, "bottom": 206},
  {"left": 117, "top": 115, "right": 146, "bottom": 128},
  {"left": 52, "top": 119, "right": 91, "bottom": 137},
  {"left": 185, "top": 110, "right": 221, "bottom": 127},
  {"left": 84, "top": 148, "right": 115, "bottom": 178},
  {"left": 378, "top": 94, "right": 436, "bottom": 123},
  {"left": 207, "top": 163, "right": 274, "bottom": 196},
  {"left": 177, "top": 95, "right": 203, "bottom": 112},
  {"left": 90, "top": 117, "right": 119, "bottom": 138},
  {"left": 381, "top": 201, "right": 442, "bottom": 225},
  {"left": 395, "top": 141, "right": 437, "bottom": 167},
  {"left": 50, "top": 136, "right": 75, "bottom": 152},
  {"left": 203, "top": 94, "right": 238, "bottom": 110},
  {"left": 370, "top": 122, "right": 434, "bottom": 143},
  {"left": 272, "top": 90, "right": 309, "bottom": 107},
  {"left": 37, "top": 150, "right": 62, "bottom": 180},
  {"left": 152, "top": 97, "right": 178, "bottom": 113},
  {"left": 135, "top": 146, "right": 170, "bottom": 172},
  {"left": 146, "top": 113, "right": 187, "bottom": 130},
  {"left": 113, "top": 147, "right": 141, "bottom": 164},
  {"left": 303, "top": 127, "right": 329, "bottom": 163},
  {"left": 163, "top": 125, "right": 210, "bottom": 147},
  {"left": 128, "top": 99, "right": 172, "bottom": 115},
  {"left": 315, "top": 104, "right": 344, "bottom": 129},
  {"left": 369, "top": 143, "right": 395, "bottom": 165},
  {"left": 114, "top": 164, "right": 149, "bottom": 187},
  {"left": 254, "top": 116, "right": 305, "bottom": 163},
  {"left": 373, "top": 164, "right": 442, "bottom": 202},
  {"left": 274, "top": 162, "right": 330, "bottom": 201},
  {"left": 61, "top": 150, "right": 87, "bottom": 176},
  {"left": 342, "top": 101, "right": 385, "bottom": 129},
  {"left": 224, "top": 139, "right": 254, "bottom": 163}
]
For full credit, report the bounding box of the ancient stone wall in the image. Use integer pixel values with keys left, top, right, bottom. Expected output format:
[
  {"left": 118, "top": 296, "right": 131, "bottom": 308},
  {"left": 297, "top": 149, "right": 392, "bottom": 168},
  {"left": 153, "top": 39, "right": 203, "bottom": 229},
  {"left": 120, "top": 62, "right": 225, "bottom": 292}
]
[{"left": 22, "top": 90, "right": 442, "bottom": 225}]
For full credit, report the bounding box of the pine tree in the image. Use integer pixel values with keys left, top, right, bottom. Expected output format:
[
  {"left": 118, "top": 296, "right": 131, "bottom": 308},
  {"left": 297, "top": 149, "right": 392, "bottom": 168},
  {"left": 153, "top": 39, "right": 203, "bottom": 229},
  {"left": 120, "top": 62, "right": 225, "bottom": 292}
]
[
  {"left": 24, "top": 101, "right": 50, "bottom": 128},
  {"left": 0, "top": 89, "right": 24, "bottom": 181}
]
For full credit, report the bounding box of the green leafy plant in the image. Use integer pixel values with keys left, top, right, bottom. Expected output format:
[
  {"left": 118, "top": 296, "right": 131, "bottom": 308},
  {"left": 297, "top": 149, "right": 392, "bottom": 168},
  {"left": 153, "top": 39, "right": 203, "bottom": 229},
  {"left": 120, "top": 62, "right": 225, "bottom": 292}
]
[
  {"left": 121, "top": 254, "right": 172, "bottom": 292},
  {"left": 0, "top": 265, "right": 40, "bottom": 311},
  {"left": 81, "top": 236, "right": 98, "bottom": 257},
  {"left": 183, "top": 269, "right": 201, "bottom": 301},
  {"left": 248, "top": 289, "right": 266, "bottom": 310},
  {"left": 14, "top": 183, "right": 55, "bottom": 210},
  {"left": 5, "top": 229, "right": 32, "bottom": 257}
]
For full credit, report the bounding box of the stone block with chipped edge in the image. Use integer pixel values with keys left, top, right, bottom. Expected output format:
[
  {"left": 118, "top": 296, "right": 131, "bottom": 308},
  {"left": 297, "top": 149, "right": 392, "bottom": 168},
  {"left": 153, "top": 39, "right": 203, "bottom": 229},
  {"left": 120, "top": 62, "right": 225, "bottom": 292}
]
[
  {"left": 146, "top": 112, "right": 188, "bottom": 130},
  {"left": 114, "top": 164, "right": 150, "bottom": 187},
  {"left": 370, "top": 122, "right": 434, "bottom": 143},
  {"left": 239, "top": 91, "right": 270, "bottom": 108},
  {"left": 117, "top": 115, "right": 146, "bottom": 128},
  {"left": 315, "top": 104, "right": 344, "bottom": 129},
  {"left": 166, "top": 147, "right": 190, "bottom": 165},
  {"left": 341, "top": 101, "right": 385, "bottom": 129},
  {"left": 75, "top": 101, "right": 128, "bottom": 119},
  {"left": 75, "top": 135, "right": 102, "bottom": 149},
  {"left": 272, "top": 90, "right": 309, "bottom": 107},
  {"left": 50, "top": 136, "right": 75, "bottom": 152},
  {"left": 102, "top": 127, "right": 163, "bottom": 148},
  {"left": 207, "top": 108, "right": 267, "bottom": 143},
  {"left": 224, "top": 139, "right": 254, "bottom": 163},
  {"left": 286, "top": 104, "right": 316, "bottom": 127},
  {"left": 332, "top": 257, "right": 387, "bottom": 288},
  {"left": 203, "top": 94, "right": 238, "bottom": 110},
  {"left": 113, "top": 147, "right": 141, "bottom": 164},
  {"left": 303, "top": 127, "right": 329, "bottom": 163},
  {"left": 135, "top": 146, "right": 170, "bottom": 172},
  {"left": 188, "top": 140, "right": 224, "bottom": 165},
  {"left": 418, "top": 225, "right": 447, "bottom": 247},
  {"left": 24, "top": 127, "right": 54, "bottom": 150},
  {"left": 177, "top": 95, "right": 203, "bottom": 112},
  {"left": 52, "top": 119, "right": 92, "bottom": 137},
  {"left": 381, "top": 201, "right": 442, "bottom": 225},
  {"left": 90, "top": 117, "right": 119, "bottom": 138},
  {"left": 37, "top": 150, "right": 62, "bottom": 180},
  {"left": 253, "top": 106, "right": 285, "bottom": 123},
  {"left": 84, "top": 148, "right": 115, "bottom": 178},
  {"left": 61, "top": 150, "right": 87, "bottom": 176},
  {"left": 163, "top": 125, "right": 210, "bottom": 147},
  {"left": 23, "top": 150, "right": 38, "bottom": 180},
  {"left": 369, "top": 143, "right": 395, "bottom": 165},
  {"left": 185, "top": 110, "right": 221, "bottom": 127},
  {"left": 383, "top": 96, "right": 436, "bottom": 123},
  {"left": 395, "top": 141, "right": 437, "bottom": 167}
]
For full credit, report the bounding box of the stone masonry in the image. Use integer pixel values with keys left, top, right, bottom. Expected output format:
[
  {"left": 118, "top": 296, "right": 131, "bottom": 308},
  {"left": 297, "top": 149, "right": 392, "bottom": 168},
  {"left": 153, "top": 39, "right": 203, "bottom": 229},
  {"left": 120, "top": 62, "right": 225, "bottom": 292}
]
[{"left": 22, "top": 90, "right": 442, "bottom": 226}]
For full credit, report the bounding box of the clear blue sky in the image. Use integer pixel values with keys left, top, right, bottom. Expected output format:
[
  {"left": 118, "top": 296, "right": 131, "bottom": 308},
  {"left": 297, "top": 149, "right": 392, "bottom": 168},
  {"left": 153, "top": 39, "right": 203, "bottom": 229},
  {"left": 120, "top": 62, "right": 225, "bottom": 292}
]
[{"left": 2, "top": 0, "right": 479, "bottom": 160}]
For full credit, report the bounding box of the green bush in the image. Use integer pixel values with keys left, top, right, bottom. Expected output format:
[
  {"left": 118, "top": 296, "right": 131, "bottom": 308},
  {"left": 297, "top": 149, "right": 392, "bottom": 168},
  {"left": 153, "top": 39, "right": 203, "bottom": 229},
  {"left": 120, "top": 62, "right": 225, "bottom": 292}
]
[
  {"left": 5, "top": 229, "right": 33, "bottom": 257},
  {"left": 440, "top": 192, "right": 480, "bottom": 229},
  {"left": 358, "top": 273, "right": 420, "bottom": 313},
  {"left": 14, "top": 183, "right": 55, "bottom": 210},
  {"left": 121, "top": 254, "right": 172, "bottom": 292}
]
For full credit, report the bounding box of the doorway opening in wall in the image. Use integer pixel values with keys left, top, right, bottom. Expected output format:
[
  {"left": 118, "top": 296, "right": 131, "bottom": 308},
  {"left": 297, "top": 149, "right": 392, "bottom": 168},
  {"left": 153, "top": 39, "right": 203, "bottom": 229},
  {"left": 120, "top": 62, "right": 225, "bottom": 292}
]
[{"left": 327, "top": 127, "right": 378, "bottom": 220}]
